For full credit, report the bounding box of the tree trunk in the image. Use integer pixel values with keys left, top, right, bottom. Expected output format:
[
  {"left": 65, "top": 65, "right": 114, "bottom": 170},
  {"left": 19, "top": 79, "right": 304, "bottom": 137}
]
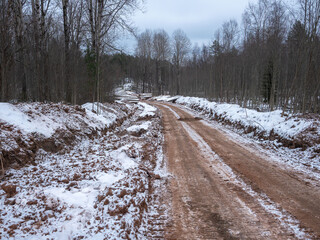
[
  {"left": 32, "top": 0, "right": 41, "bottom": 101},
  {"left": 63, "top": 0, "right": 72, "bottom": 103},
  {"left": 0, "top": 53, "right": 7, "bottom": 101},
  {"left": 13, "top": 0, "right": 27, "bottom": 100}
]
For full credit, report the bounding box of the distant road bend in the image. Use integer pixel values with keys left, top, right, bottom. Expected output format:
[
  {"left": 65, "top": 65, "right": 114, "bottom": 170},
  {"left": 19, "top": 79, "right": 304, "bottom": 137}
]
[{"left": 151, "top": 101, "right": 320, "bottom": 240}]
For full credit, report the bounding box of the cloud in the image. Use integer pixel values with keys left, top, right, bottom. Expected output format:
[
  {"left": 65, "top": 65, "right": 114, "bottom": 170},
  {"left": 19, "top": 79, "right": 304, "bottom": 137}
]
[{"left": 121, "top": 0, "right": 256, "bottom": 53}]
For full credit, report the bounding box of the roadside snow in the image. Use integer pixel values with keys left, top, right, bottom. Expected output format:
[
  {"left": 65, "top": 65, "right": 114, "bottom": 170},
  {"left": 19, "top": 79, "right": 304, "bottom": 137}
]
[
  {"left": 44, "top": 187, "right": 97, "bottom": 209},
  {"left": 0, "top": 103, "right": 61, "bottom": 137},
  {"left": 181, "top": 121, "right": 311, "bottom": 239},
  {"left": 0, "top": 102, "right": 130, "bottom": 140},
  {"left": 110, "top": 147, "right": 138, "bottom": 170},
  {"left": 82, "top": 103, "right": 117, "bottom": 128},
  {"left": 155, "top": 96, "right": 315, "bottom": 139},
  {"left": 95, "top": 172, "right": 124, "bottom": 186},
  {"left": 138, "top": 102, "right": 157, "bottom": 118},
  {"left": 154, "top": 95, "right": 320, "bottom": 173},
  {"left": 127, "top": 122, "right": 151, "bottom": 134},
  {"left": 0, "top": 101, "right": 167, "bottom": 239}
]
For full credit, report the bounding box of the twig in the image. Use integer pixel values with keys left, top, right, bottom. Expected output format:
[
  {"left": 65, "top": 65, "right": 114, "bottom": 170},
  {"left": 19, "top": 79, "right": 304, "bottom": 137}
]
[{"left": 0, "top": 153, "right": 5, "bottom": 176}]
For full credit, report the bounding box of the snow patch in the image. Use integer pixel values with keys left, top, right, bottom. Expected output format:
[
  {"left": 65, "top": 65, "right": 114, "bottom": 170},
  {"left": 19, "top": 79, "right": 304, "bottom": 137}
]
[
  {"left": 44, "top": 187, "right": 97, "bottom": 209},
  {"left": 155, "top": 95, "right": 315, "bottom": 139},
  {"left": 0, "top": 103, "right": 61, "bottom": 137},
  {"left": 138, "top": 102, "right": 157, "bottom": 118},
  {"left": 181, "top": 121, "right": 310, "bottom": 239},
  {"left": 127, "top": 121, "right": 151, "bottom": 133},
  {"left": 110, "top": 148, "right": 138, "bottom": 170},
  {"left": 161, "top": 105, "right": 181, "bottom": 119},
  {"left": 95, "top": 172, "right": 124, "bottom": 186},
  {"left": 82, "top": 103, "right": 117, "bottom": 128}
]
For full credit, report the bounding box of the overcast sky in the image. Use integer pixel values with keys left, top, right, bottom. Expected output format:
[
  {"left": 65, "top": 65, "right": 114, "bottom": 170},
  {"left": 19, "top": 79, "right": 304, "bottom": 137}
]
[{"left": 120, "top": 0, "right": 257, "bottom": 53}]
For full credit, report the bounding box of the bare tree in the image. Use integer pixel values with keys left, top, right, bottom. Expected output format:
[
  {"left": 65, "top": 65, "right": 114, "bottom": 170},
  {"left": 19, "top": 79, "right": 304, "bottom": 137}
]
[
  {"left": 153, "top": 29, "right": 171, "bottom": 94},
  {"left": 62, "top": 0, "right": 72, "bottom": 103},
  {"left": 172, "top": 29, "right": 191, "bottom": 95},
  {"left": 298, "top": 0, "right": 320, "bottom": 113},
  {"left": 85, "top": 0, "right": 141, "bottom": 112},
  {"left": 222, "top": 19, "right": 239, "bottom": 52},
  {"left": 0, "top": 0, "right": 13, "bottom": 101},
  {"left": 136, "top": 29, "right": 153, "bottom": 92},
  {"left": 11, "top": 0, "right": 27, "bottom": 100}
]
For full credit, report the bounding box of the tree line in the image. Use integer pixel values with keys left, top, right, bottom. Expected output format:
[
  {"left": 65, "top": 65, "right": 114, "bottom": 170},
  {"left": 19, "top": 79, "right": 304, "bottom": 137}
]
[
  {"left": 1, "top": 0, "right": 319, "bottom": 114},
  {"left": 0, "top": 0, "right": 141, "bottom": 106},
  {"left": 133, "top": 0, "right": 320, "bottom": 114}
]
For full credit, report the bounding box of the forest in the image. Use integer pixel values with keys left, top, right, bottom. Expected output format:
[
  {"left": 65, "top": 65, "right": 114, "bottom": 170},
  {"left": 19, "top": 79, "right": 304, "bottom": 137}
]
[
  {"left": 0, "top": 0, "right": 320, "bottom": 113},
  {"left": 0, "top": 0, "right": 141, "bottom": 105}
]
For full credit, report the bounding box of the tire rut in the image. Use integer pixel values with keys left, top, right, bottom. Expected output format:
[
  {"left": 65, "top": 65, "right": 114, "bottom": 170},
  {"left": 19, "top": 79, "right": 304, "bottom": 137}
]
[
  {"left": 151, "top": 102, "right": 314, "bottom": 239},
  {"left": 167, "top": 103, "right": 320, "bottom": 238}
]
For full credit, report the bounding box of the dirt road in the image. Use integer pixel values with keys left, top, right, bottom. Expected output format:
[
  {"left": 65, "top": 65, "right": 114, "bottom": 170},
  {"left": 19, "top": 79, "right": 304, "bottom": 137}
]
[{"left": 152, "top": 102, "right": 320, "bottom": 240}]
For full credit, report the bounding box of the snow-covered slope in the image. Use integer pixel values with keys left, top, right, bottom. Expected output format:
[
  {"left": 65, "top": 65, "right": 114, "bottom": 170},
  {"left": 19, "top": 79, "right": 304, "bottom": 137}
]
[
  {"left": 0, "top": 102, "right": 134, "bottom": 168},
  {"left": 154, "top": 96, "right": 320, "bottom": 167},
  {"left": 154, "top": 96, "right": 320, "bottom": 145},
  {"left": 0, "top": 101, "right": 168, "bottom": 239}
]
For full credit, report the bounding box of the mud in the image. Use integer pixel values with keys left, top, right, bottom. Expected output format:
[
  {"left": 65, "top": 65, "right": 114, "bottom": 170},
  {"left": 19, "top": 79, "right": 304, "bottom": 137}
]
[{"left": 153, "top": 102, "right": 320, "bottom": 239}]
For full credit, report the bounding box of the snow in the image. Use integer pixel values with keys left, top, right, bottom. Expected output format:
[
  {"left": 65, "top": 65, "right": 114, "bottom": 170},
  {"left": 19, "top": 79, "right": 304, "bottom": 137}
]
[
  {"left": 0, "top": 103, "right": 61, "bottom": 137},
  {"left": 181, "top": 120, "right": 311, "bottom": 239},
  {"left": 95, "top": 172, "right": 124, "bottom": 186},
  {"left": 0, "top": 101, "right": 167, "bottom": 239},
  {"left": 162, "top": 96, "right": 314, "bottom": 139},
  {"left": 127, "top": 121, "right": 151, "bottom": 133},
  {"left": 44, "top": 187, "right": 97, "bottom": 208},
  {"left": 138, "top": 102, "right": 157, "bottom": 118},
  {"left": 110, "top": 149, "right": 138, "bottom": 170},
  {"left": 154, "top": 95, "right": 320, "bottom": 173},
  {"left": 43, "top": 172, "right": 125, "bottom": 210},
  {"left": 82, "top": 102, "right": 117, "bottom": 128},
  {"left": 0, "top": 101, "right": 130, "bottom": 142}
]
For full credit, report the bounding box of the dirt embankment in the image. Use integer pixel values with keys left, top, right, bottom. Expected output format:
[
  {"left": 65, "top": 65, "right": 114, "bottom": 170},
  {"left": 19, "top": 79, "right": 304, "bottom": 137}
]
[
  {"left": 173, "top": 99, "right": 320, "bottom": 154},
  {"left": 0, "top": 102, "right": 135, "bottom": 170},
  {"left": 0, "top": 101, "right": 168, "bottom": 239},
  {"left": 153, "top": 102, "right": 320, "bottom": 239}
]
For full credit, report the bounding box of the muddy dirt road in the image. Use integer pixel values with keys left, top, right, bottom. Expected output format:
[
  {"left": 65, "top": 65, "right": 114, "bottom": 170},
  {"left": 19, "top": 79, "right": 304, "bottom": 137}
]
[{"left": 153, "top": 102, "right": 320, "bottom": 240}]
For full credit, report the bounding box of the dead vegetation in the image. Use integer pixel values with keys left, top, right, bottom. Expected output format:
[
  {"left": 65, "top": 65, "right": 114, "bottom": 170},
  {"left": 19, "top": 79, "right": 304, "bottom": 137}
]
[
  {"left": 1, "top": 183, "right": 17, "bottom": 198},
  {"left": 0, "top": 101, "right": 168, "bottom": 239},
  {"left": 0, "top": 102, "right": 135, "bottom": 171}
]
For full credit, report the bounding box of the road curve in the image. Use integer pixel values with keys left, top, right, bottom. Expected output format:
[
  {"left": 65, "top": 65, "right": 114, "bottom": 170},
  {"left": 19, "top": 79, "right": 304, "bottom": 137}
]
[{"left": 152, "top": 101, "right": 320, "bottom": 240}]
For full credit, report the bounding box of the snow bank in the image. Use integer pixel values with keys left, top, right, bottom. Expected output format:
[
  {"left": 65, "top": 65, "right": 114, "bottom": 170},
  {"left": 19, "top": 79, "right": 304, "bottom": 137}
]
[
  {"left": 0, "top": 102, "right": 129, "bottom": 139},
  {"left": 0, "top": 103, "right": 61, "bottom": 138},
  {"left": 155, "top": 95, "right": 318, "bottom": 140},
  {"left": 82, "top": 103, "right": 118, "bottom": 129},
  {"left": 0, "top": 98, "right": 167, "bottom": 239},
  {"left": 127, "top": 122, "right": 151, "bottom": 136},
  {"left": 138, "top": 102, "right": 157, "bottom": 118},
  {"left": 0, "top": 102, "right": 133, "bottom": 168}
]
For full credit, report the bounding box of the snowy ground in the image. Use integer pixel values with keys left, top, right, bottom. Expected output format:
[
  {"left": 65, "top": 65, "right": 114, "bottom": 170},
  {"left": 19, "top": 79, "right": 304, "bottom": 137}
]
[
  {"left": 153, "top": 95, "right": 320, "bottom": 176},
  {"left": 0, "top": 101, "right": 168, "bottom": 239}
]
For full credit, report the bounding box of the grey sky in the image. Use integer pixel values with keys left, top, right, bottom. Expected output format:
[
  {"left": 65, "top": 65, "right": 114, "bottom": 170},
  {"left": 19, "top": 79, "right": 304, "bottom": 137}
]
[{"left": 120, "top": 0, "right": 257, "bottom": 53}]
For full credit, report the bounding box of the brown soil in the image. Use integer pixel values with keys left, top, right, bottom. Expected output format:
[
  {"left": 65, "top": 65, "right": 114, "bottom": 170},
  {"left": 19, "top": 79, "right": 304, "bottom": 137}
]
[{"left": 152, "top": 102, "right": 320, "bottom": 240}]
